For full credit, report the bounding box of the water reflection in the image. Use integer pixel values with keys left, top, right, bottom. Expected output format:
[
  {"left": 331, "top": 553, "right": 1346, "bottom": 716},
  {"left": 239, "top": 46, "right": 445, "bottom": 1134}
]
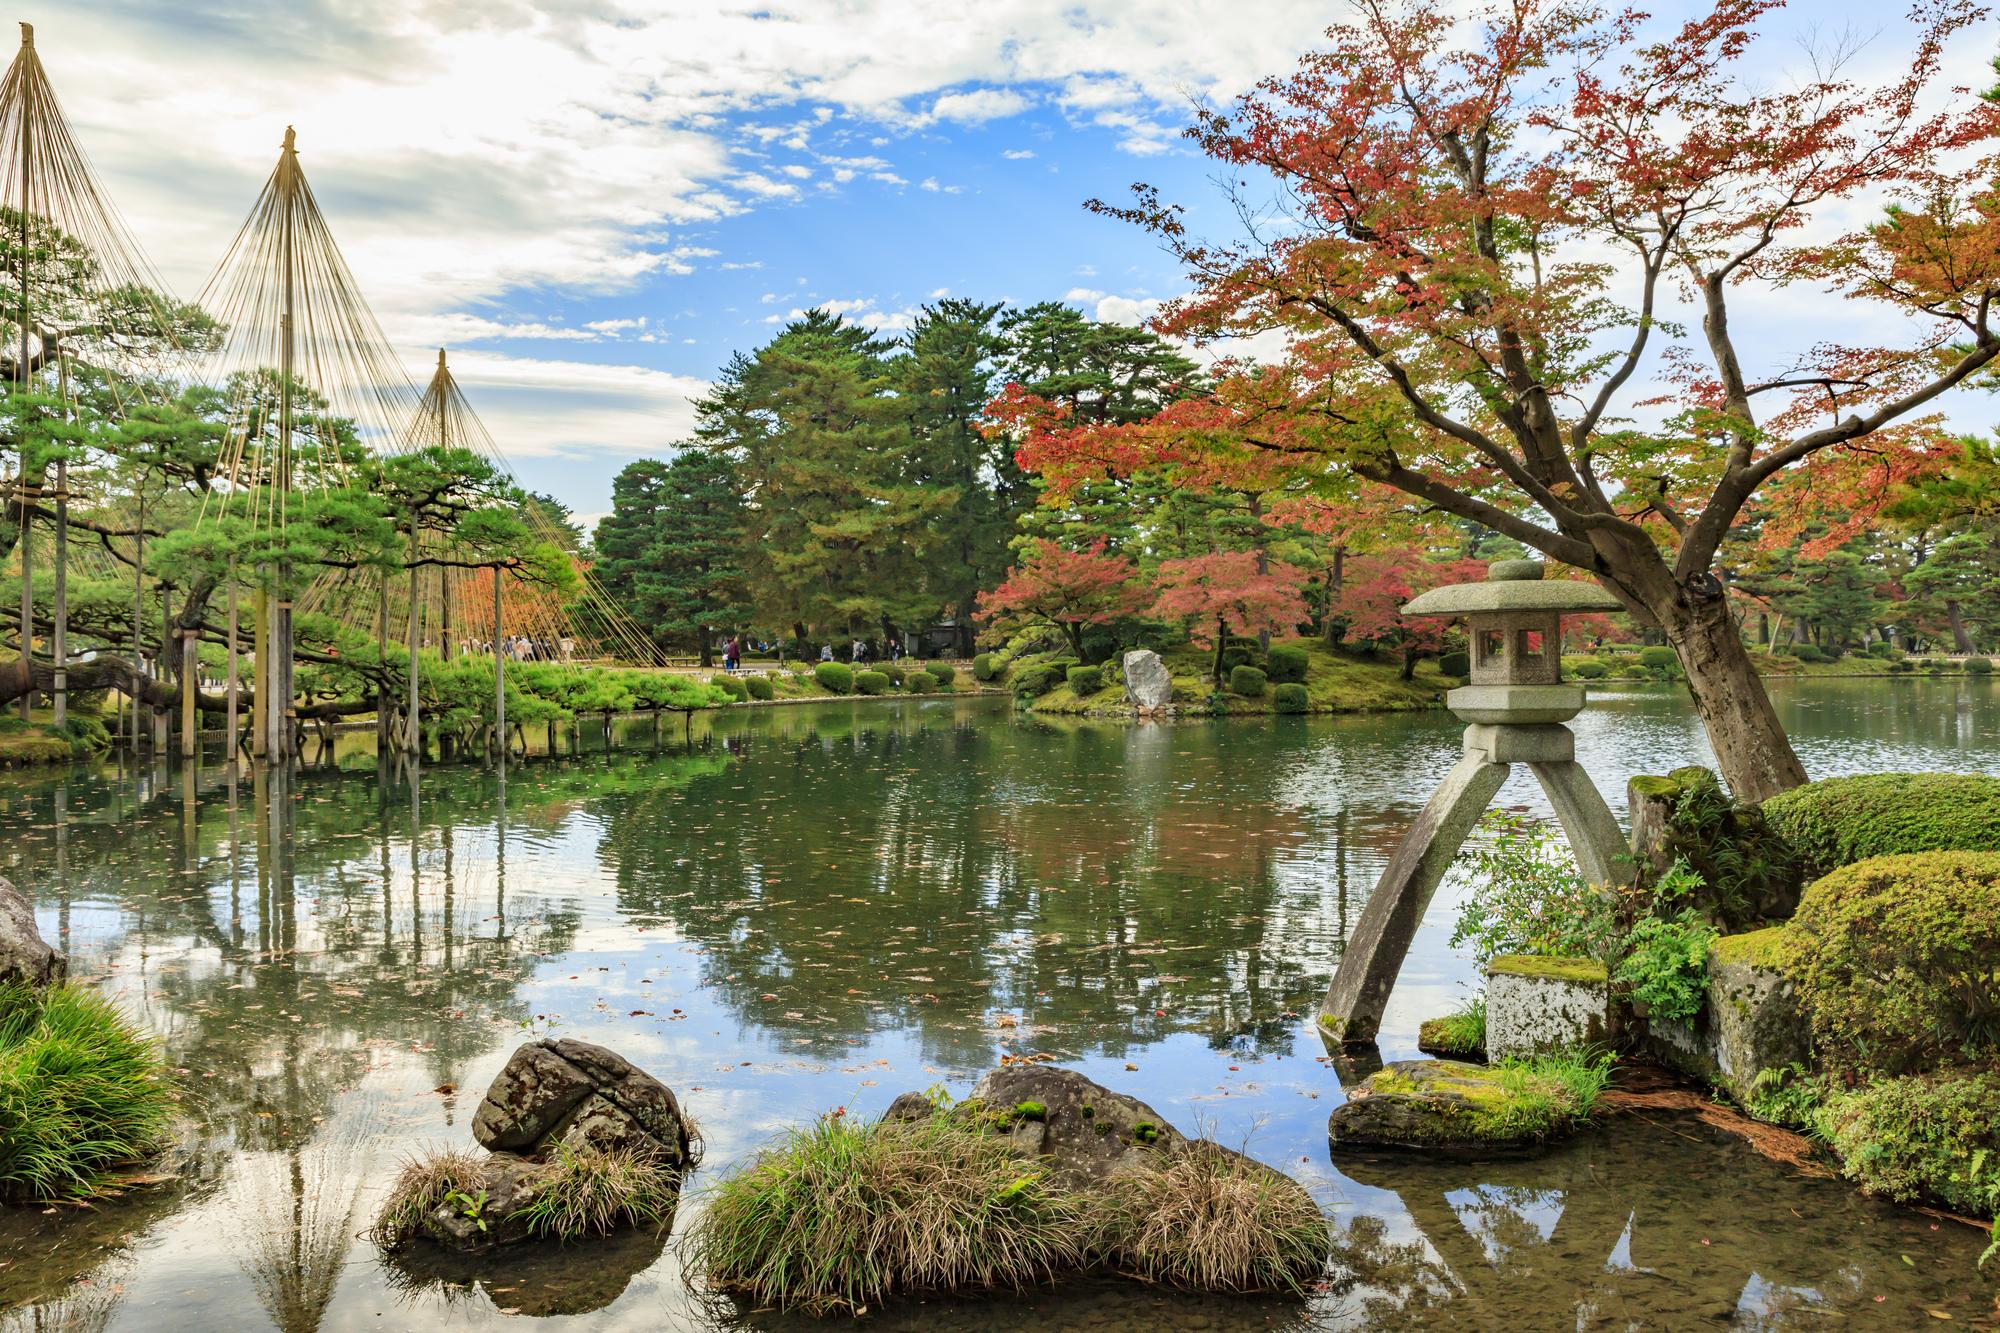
[{"left": 0, "top": 684, "right": 1994, "bottom": 1328}]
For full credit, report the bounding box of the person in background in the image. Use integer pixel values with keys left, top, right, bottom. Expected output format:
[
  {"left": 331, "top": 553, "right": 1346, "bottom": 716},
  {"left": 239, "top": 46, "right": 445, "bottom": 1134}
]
[
  {"left": 725, "top": 635, "right": 741, "bottom": 672},
  {"left": 820, "top": 643, "right": 834, "bottom": 662}
]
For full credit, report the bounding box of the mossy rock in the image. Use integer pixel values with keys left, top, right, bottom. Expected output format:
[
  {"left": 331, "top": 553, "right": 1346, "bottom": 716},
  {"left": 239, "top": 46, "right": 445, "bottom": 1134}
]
[
  {"left": 1327, "top": 1059, "right": 1588, "bottom": 1155},
  {"left": 1760, "top": 772, "right": 2000, "bottom": 882},
  {"left": 1416, "top": 1016, "right": 1486, "bottom": 1062}
]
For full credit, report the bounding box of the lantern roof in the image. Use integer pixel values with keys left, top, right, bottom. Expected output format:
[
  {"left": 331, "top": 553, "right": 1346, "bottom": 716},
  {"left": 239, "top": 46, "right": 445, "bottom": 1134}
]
[{"left": 1402, "top": 559, "right": 1625, "bottom": 617}]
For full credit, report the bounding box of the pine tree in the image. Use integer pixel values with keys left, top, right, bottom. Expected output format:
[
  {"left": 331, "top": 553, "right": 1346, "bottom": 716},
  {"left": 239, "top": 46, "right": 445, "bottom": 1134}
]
[{"left": 592, "top": 454, "right": 749, "bottom": 665}]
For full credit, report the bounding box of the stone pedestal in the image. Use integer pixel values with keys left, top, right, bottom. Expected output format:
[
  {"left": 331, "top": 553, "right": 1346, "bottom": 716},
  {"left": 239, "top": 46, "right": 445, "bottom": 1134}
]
[{"left": 1485, "top": 955, "right": 1613, "bottom": 1059}]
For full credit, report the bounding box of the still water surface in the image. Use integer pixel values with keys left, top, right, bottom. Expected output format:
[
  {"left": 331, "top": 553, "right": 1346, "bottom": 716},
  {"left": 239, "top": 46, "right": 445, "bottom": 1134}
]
[{"left": 1, "top": 679, "right": 1996, "bottom": 1330}]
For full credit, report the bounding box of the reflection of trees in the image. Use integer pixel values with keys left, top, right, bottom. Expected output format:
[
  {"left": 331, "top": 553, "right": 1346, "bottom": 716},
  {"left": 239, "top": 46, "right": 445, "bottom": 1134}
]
[
  {"left": 1329, "top": 1120, "right": 1982, "bottom": 1325},
  {"left": 230, "top": 1121, "right": 372, "bottom": 1333},
  {"left": 596, "top": 710, "right": 1362, "bottom": 1066}
]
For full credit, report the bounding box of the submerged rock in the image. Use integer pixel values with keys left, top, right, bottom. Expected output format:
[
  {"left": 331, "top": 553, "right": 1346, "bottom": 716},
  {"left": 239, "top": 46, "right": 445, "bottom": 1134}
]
[
  {"left": 472, "top": 1038, "right": 693, "bottom": 1166},
  {"left": 1122, "top": 649, "right": 1173, "bottom": 711},
  {"left": 0, "top": 875, "right": 65, "bottom": 989},
  {"left": 1328, "top": 1059, "right": 1586, "bottom": 1154}
]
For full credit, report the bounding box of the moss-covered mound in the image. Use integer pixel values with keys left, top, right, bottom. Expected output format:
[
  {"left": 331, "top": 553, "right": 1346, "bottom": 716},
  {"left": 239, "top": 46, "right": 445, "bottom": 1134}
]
[
  {"left": 1761, "top": 773, "right": 2000, "bottom": 882},
  {"left": 0, "top": 982, "right": 174, "bottom": 1200},
  {"left": 1327, "top": 1056, "right": 1610, "bottom": 1153},
  {"left": 1820, "top": 1070, "right": 2000, "bottom": 1218},
  {"left": 1416, "top": 999, "right": 1487, "bottom": 1061},
  {"left": 371, "top": 1143, "right": 680, "bottom": 1252},
  {"left": 1781, "top": 851, "right": 2000, "bottom": 1077}
]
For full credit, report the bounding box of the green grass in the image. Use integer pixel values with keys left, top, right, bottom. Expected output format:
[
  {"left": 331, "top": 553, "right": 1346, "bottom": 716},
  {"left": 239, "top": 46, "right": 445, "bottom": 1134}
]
[
  {"left": 1021, "top": 638, "right": 1452, "bottom": 717},
  {"left": 0, "top": 982, "right": 175, "bottom": 1200},
  {"left": 1082, "top": 1141, "right": 1326, "bottom": 1295},
  {"left": 686, "top": 1109, "right": 1090, "bottom": 1316},
  {"left": 1482, "top": 1050, "right": 1614, "bottom": 1139},
  {"left": 1417, "top": 996, "right": 1487, "bottom": 1059},
  {"left": 511, "top": 1142, "right": 681, "bottom": 1241}
]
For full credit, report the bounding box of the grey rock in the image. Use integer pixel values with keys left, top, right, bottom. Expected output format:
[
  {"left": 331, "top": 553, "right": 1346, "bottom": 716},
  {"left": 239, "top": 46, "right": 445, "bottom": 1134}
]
[
  {"left": 1121, "top": 649, "right": 1173, "bottom": 712},
  {"left": 425, "top": 1153, "right": 546, "bottom": 1251},
  {"left": 0, "top": 876, "right": 65, "bottom": 989},
  {"left": 969, "top": 1064, "right": 1188, "bottom": 1183},
  {"left": 472, "top": 1038, "right": 692, "bottom": 1166},
  {"left": 1648, "top": 940, "right": 1810, "bottom": 1107}
]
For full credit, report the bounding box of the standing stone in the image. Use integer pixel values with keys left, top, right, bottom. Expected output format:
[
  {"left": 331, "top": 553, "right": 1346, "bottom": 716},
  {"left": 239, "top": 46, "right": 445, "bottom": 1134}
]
[
  {"left": 0, "top": 876, "right": 65, "bottom": 988},
  {"left": 1484, "top": 955, "right": 1613, "bottom": 1059},
  {"left": 472, "top": 1038, "right": 693, "bottom": 1166},
  {"left": 1121, "top": 649, "right": 1173, "bottom": 712}
]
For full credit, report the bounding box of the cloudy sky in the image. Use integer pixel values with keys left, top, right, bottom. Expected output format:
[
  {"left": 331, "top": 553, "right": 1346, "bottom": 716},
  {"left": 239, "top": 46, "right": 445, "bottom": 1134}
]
[{"left": 33, "top": 0, "right": 2000, "bottom": 525}]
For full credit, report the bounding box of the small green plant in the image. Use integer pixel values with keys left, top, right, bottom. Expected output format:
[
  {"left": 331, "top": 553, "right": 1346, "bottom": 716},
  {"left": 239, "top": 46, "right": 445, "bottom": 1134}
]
[
  {"left": 1485, "top": 1049, "right": 1614, "bottom": 1138},
  {"left": 510, "top": 1142, "right": 680, "bottom": 1241},
  {"left": 367, "top": 1148, "right": 489, "bottom": 1249},
  {"left": 1745, "top": 1063, "right": 1824, "bottom": 1132},
  {"left": 1453, "top": 812, "right": 1621, "bottom": 964},
  {"left": 1967, "top": 657, "right": 1994, "bottom": 675},
  {"left": 1438, "top": 649, "right": 1470, "bottom": 678},
  {"left": 1132, "top": 1121, "right": 1160, "bottom": 1144},
  {"left": 1418, "top": 995, "right": 1487, "bottom": 1059},
  {"left": 710, "top": 673, "right": 750, "bottom": 701},
  {"left": 1637, "top": 645, "right": 1679, "bottom": 676},
  {"left": 1613, "top": 860, "right": 1716, "bottom": 1023},
  {"left": 445, "top": 1187, "right": 490, "bottom": 1233},
  {"left": 1568, "top": 658, "right": 1609, "bottom": 679},
  {"left": 1013, "top": 1101, "right": 1048, "bottom": 1122},
  {"left": 1272, "top": 682, "right": 1310, "bottom": 713},
  {"left": 1791, "top": 643, "right": 1826, "bottom": 664},
  {"left": 1820, "top": 1070, "right": 2000, "bottom": 1218}
]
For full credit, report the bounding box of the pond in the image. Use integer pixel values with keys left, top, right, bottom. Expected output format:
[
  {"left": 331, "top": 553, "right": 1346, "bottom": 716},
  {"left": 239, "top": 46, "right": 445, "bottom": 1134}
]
[{"left": 2, "top": 678, "right": 1997, "bottom": 1330}]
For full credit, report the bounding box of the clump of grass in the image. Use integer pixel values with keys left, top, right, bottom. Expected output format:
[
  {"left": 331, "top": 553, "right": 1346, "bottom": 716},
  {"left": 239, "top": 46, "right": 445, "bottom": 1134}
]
[
  {"left": 1084, "top": 1142, "right": 1326, "bottom": 1295},
  {"left": 512, "top": 1142, "right": 680, "bottom": 1241},
  {"left": 1480, "top": 1049, "right": 1613, "bottom": 1140},
  {"left": 1418, "top": 996, "right": 1487, "bottom": 1058},
  {"left": 368, "top": 1148, "right": 489, "bottom": 1250},
  {"left": 0, "top": 981, "right": 174, "bottom": 1200},
  {"left": 685, "top": 1110, "right": 1090, "bottom": 1316}
]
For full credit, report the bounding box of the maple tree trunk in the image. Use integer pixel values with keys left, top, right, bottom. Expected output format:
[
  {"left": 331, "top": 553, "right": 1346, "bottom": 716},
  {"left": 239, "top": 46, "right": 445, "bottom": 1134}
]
[{"left": 1656, "top": 592, "right": 1806, "bottom": 803}]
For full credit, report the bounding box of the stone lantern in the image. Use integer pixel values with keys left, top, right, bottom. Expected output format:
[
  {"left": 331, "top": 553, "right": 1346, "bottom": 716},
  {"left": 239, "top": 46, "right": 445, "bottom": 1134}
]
[{"left": 1320, "top": 559, "right": 1629, "bottom": 1045}]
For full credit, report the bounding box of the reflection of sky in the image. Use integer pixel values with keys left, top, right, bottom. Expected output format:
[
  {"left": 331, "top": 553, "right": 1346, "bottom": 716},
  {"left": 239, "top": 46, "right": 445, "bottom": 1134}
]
[{"left": 2, "top": 683, "right": 1998, "bottom": 1328}]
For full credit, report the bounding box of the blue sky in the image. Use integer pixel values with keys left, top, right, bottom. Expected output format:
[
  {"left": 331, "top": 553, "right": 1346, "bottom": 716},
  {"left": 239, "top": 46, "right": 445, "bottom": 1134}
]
[{"left": 37, "top": 0, "right": 2000, "bottom": 525}]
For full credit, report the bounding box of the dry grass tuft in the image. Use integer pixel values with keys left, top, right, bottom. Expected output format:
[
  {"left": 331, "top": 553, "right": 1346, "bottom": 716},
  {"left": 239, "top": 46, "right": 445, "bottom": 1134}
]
[
  {"left": 685, "top": 1110, "right": 1090, "bottom": 1316},
  {"left": 511, "top": 1142, "right": 680, "bottom": 1241},
  {"left": 367, "top": 1148, "right": 488, "bottom": 1250},
  {"left": 1085, "top": 1142, "right": 1327, "bottom": 1295}
]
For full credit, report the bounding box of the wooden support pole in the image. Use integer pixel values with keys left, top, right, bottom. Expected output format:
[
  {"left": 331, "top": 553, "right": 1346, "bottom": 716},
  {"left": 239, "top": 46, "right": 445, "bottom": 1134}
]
[
  {"left": 131, "top": 493, "right": 145, "bottom": 751},
  {"left": 226, "top": 565, "right": 239, "bottom": 763},
  {"left": 492, "top": 569, "right": 505, "bottom": 761},
  {"left": 51, "top": 458, "right": 65, "bottom": 727},
  {"left": 404, "top": 532, "right": 421, "bottom": 755},
  {"left": 252, "top": 583, "right": 267, "bottom": 758}
]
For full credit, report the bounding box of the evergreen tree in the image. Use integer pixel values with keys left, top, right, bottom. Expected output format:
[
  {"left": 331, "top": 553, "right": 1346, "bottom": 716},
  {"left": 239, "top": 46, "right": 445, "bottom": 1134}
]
[{"left": 591, "top": 453, "right": 748, "bottom": 665}]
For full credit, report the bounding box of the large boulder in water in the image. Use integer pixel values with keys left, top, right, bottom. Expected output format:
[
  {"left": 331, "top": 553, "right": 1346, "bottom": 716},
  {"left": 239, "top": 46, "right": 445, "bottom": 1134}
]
[
  {"left": 0, "top": 876, "right": 64, "bottom": 989},
  {"left": 473, "top": 1038, "right": 693, "bottom": 1167},
  {"left": 1121, "top": 650, "right": 1173, "bottom": 712},
  {"left": 966, "top": 1064, "right": 1190, "bottom": 1183}
]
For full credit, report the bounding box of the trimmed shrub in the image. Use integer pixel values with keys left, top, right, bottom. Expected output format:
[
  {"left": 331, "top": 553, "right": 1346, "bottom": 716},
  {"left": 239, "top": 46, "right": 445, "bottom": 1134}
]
[
  {"left": 1888, "top": 660, "right": 1915, "bottom": 674},
  {"left": 1012, "top": 665, "right": 1060, "bottom": 698},
  {"left": 1790, "top": 643, "right": 1826, "bottom": 664},
  {"left": 1781, "top": 851, "right": 2000, "bottom": 1076},
  {"left": 1438, "top": 650, "right": 1470, "bottom": 679},
  {"left": 1865, "top": 640, "right": 1895, "bottom": 658},
  {"left": 744, "top": 674, "right": 774, "bottom": 701},
  {"left": 1272, "top": 683, "right": 1310, "bottom": 714},
  {"left": 1821, "top": 1070, "right": 2000, "bottom": 1216},
  {"left": 926, "top": 663, "right": 956, "bottom": 687},
  {"left": 0, "top": 983, "right": 174, "bottom": 1200},
  {"left": 880, "top": 663, "right": 906, "bottom": 686},
  {"left": 687, "top": 1111, "right": 1091, "bottom": 1316},
  {"left": 1265, "top": 645, "right": 1309, "bottom": 684},
  {"left": 1761, "top": 772, "right": 2000, "bottom": 881},
  {"left": 1637, "top": 645, "right": 1678, "bottom": 672},
  {"left": 907, "top": 671, "right": 942, "bottom": 692},
  {"left": 1568, "top": 658, "right": 1608, "bottom": 680},
  {"left": 973, "top": 652, "right": 998, "bottom": 681},
  {"left": 1228, "top": 665, "right": 1267, "bottom": 698},
  {"left": 1220, "top": 637, "right": 1262, "bottom": 672},
  {"left": 855, "top": 670, "right": 892, "bottom": 696},
  {"left": 1066, "top": 665, "right": 1103, "bottom": 695},
  {"left": 711, "top": 674, "right": 750, "bottom": 702},
  {"left": 1968, "top": 657, "right": 1995, "bottom": 675},
  {"left": 813, "top": 662, "right": 855, "bottom": 693}
]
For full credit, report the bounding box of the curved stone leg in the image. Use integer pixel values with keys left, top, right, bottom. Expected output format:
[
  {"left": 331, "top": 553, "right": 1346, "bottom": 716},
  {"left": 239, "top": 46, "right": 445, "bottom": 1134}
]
[
  {"left": 1529, "top": 760, "right": 1629, "bottom": 888},
  {"left": 1320, "top": 752, "right": 1510, "bottom": 1044}
]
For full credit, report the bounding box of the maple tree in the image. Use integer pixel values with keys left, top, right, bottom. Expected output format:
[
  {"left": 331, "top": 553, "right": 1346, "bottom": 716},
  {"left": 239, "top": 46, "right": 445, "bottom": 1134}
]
[
  {"left": 1148, "top": 551, "right": 1311, "bottom": 684},
  {"left": 975, "top": 539, "right": 1148, "bottom": 660},
  {"left": 1335, "top": 554, "right": 1488, "bottom": 677},
  {"left": 1024, "top": 0, "right": 2000, "bottom": 800}
]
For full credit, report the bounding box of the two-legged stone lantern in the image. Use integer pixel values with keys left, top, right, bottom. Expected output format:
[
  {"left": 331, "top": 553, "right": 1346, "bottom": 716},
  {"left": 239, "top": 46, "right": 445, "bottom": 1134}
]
[{"left": 1320, "top": 559, "right": 1628, "bottom": 1045}]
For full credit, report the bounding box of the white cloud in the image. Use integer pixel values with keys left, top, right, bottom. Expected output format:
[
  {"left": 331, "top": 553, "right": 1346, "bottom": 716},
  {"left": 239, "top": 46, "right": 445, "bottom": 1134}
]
[
  {"left": 922, "top": 87, "right": 1033, "bottom": 125},
  {"left": 1002, "top": 148, "right": 1037, "bottom": 159},
  {"left": 442, "top": 351, "right": 711, "bottom": 460}
]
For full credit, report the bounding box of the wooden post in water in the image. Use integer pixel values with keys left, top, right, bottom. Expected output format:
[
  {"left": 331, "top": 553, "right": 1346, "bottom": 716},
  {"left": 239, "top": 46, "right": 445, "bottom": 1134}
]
[
  {"left": 492, "top": 568, "right": 505, "bottom": 762},
  {"left": 404, "top": 531, "right": 421, "bottom": 755},
  {"left": 226, "top": 563, "right": 239, "bottom": 763},
  {"left": 179, "top": 622, "right": 196, "bottom": 759},
  {"left": 14, "top": 43, "right": 30, "bottom": 724},
  {"left": 251, "top": 584, "right": 267, "bottom": 758},
  {"left": 131, "top": 492, "right": 145, "bottom": 751},
  {"left": 51, "top": 458, "right": 65, "bottom": 727}
]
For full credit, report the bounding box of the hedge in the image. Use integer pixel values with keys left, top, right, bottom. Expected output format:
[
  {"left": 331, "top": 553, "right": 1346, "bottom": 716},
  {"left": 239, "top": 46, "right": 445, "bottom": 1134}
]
[
  {"left": 1228, "top": 665, "right": 1268, "bottom": 698},
  {"left": 973, "top": 653, "right": 998, "bottom": 681},
  {"left": 1265, "top": 645, "right": 1309, "bottom": 684},
  {"left": 813, "top": 662, "right": 854, "bottom": 693},
  {"left": 855, "top": 670, "right": 891, "bottom": 696},
  {"left": 1780, "top": 850, "right": 2000, "bottom": 1076},
  {"left": 1821, "top": 1070, "right": 2000, "bottom": 1216},
  {"left": 1760, "top": 772, "right": 2000, "bottom": 881},
  {"left": 1012, "top": 665, "right": 1061, "bottom": 697},
  {"left": 711, "top": 674, "right": 750, "bottom": 701},
  {"left": 880, "top": 663, "right": 906, "bottom": 686},
  {"left": 1637, "top": 645, "right": 1678, "bottom": 671},
  {"left": 1968, "top": 657, "right": 1995, "bottom": 675},
  {"left": 907, "top": 671, "right": 942, "bottom": 692},
  {"left": 1791, "top": 643, "right": 1826, "bottom": 663},
  {"left": 745, "top": 675, "right": 774, "bottom": 701},
  {"left": 1066, "top": 665, "right": 1103, "bottom": 695},
  {"left": 1273, "top": 683, "right": 1310, "bottom": 714},
  {"left": 926, "top": 663, "right": 956, "bottom": 686},
  {"left": 1438, "top": 650, "right": 1470, "bottom": 679}
]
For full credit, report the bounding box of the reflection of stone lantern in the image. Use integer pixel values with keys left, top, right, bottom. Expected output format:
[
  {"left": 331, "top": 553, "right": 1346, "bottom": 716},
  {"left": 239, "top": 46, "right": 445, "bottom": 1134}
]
[{"left": 1320, "top": 560, "right": 1629, "bottom": 1045}]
